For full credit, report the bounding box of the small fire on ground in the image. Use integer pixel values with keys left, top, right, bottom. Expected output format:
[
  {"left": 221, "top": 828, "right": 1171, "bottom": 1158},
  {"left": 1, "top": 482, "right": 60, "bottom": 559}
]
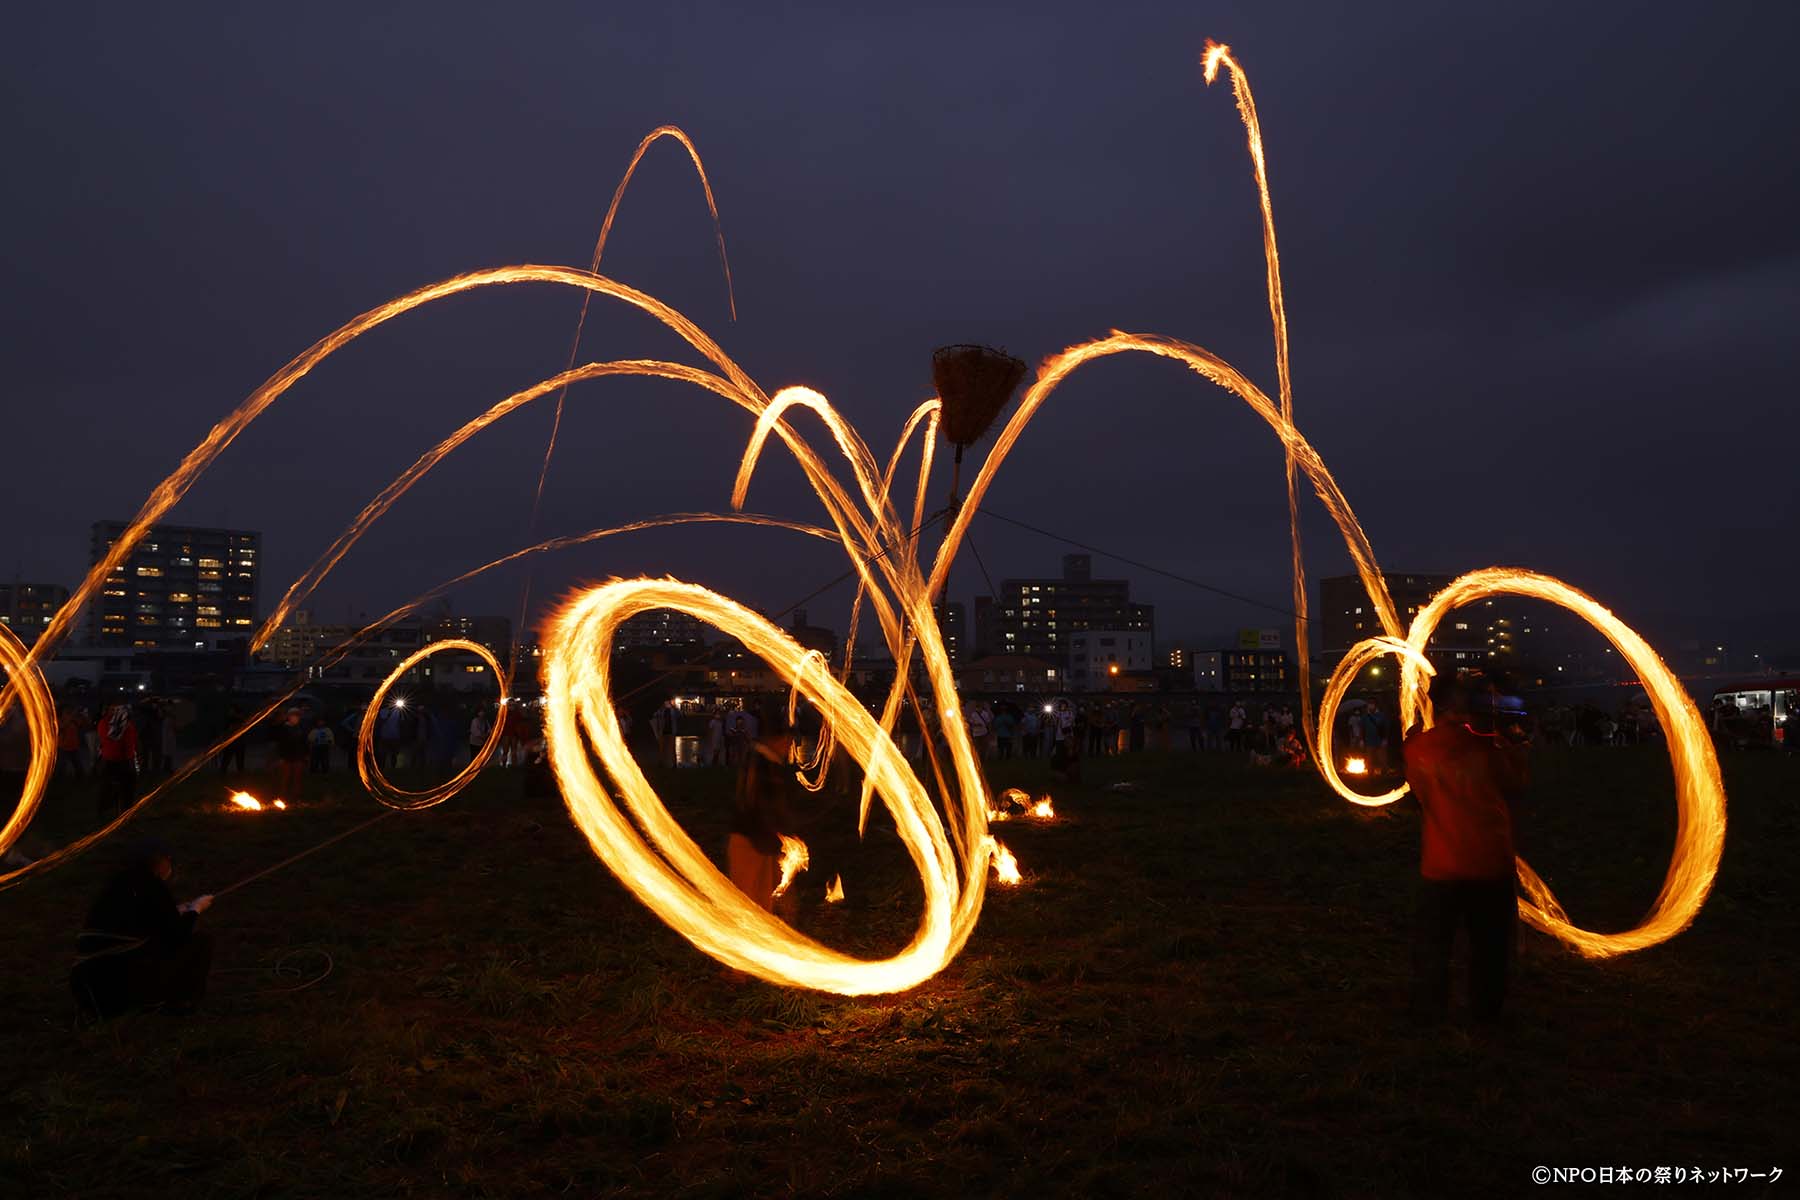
[{"left": 228, "top": 792, "right": 286, "bottom": 811}]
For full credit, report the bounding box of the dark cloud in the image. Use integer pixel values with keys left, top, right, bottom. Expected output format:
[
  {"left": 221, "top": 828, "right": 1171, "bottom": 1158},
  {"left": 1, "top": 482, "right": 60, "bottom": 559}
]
[{"left": 4, "top": 1, "right": 1796, "bottom": 654}]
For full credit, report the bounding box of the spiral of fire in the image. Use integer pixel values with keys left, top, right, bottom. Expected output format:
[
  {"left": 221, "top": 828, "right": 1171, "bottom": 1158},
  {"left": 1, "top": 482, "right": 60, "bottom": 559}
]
[{"left": 358, "top": 639, "right": 508, "bottom": 811}]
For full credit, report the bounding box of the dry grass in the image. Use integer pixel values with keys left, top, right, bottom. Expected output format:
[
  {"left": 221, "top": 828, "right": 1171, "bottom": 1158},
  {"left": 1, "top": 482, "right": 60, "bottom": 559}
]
[{"left": 1, "top": 745, "right": 1793, "bottom": 1197}]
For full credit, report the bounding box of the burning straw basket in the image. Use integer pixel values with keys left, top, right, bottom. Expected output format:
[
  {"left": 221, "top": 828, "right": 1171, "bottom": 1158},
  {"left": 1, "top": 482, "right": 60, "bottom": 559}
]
[{"left": 930, "top": 343, "right": 1027, "bottom": 502}]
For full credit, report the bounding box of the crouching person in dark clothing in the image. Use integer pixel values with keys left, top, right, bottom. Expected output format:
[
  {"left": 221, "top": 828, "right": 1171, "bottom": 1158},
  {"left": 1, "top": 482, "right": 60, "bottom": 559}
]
[
  {"left": 71, "top": 839, "right": 216, "bottom": 1019},
  {"left": 1403, "top": 671, "right": 1530, "bottom": 1026}
]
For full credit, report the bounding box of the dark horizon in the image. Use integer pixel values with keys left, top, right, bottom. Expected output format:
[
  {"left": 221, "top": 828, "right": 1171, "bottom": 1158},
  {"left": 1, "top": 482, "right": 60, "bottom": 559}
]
[{"left": 6, "top": 3, "right": 1797, "bottom": 659}]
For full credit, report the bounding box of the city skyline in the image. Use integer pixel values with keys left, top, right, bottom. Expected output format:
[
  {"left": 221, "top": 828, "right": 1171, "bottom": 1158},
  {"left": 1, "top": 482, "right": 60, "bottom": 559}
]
[{"left": 12, "top": 515, "right": 1792, "bottom": 683}]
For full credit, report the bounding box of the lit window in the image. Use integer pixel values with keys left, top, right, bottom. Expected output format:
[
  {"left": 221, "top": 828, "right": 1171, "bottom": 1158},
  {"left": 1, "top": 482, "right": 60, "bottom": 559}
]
[{"left": 135, "top": 567, "right": 164, "bottom": 577}]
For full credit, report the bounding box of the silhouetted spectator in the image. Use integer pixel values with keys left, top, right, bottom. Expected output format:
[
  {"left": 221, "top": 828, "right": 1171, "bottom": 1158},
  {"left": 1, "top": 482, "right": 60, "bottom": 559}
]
[
  {"left": 308, "top": 717, "right": 334, "bottom": 775},
  {"left": 273, "top": 708, "right": 307, "bottom": 798},
  {"left": 96, "top": 703, "right": 137, "bottom": 817},
  {"left": 70, "top": 838, "right": 214, "bottom": 1019},
  {"left": 994, "top": 703, "right": 1017, "bottom": 760},
  {"left": 56, "top": 705, "right": 85, "bottom": 779},
  {"left": 0, "top": 703, "right": 31, "bottom": 808},
  {"left": 218, "top": 704, "right": 248, "bottom": 776}
]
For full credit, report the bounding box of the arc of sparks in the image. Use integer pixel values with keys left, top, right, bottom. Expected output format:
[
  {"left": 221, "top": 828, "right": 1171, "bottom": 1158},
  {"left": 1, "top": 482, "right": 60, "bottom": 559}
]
[
  {"left": 359, "top": 639, "right": 508, "bottom": 810},
  {"left": 1313, "top": 569, "right": 1726, "bottom": 958},
  {"left": 1204, "top": 41, "right": 1321, "bottom": 767},
  {"left": 543, "top": 578, "right": 978, "bottom": 995},
  {"left": 533, "top": 127, "right": 736, "bottom": 504},
  {"left": 522, "top": 126, "right": 737, "bottom": 643}
]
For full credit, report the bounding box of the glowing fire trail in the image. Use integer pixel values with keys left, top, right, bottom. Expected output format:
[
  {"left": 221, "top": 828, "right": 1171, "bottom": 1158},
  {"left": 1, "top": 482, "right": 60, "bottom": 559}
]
[
  {"left": 1204, "top": 41, "right": 1323, "bottom": 768},
  {"left": 544, "top": 579, "right": 968, "bottom": 994},
  {"left": 538, "top": 128, "right": 737, "bottom": 504},
  {"left": 772, "top": 836, "right": 810, "bottom": 900},
  {"left": 521, "top": 126, "right": 736, "bottom": 670},
  {"left": 1316, "top": 571, "right": 1726, "bottom": 959},
  {"left": 359, "top": 639, "right": 508, "bottom": 810},
  {"left": 0, "top": 44, "right": 1729, "bottom": 985}
]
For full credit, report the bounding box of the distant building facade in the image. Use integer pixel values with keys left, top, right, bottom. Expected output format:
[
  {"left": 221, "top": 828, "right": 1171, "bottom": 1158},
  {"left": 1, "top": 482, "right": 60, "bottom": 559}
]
[
  {"left": 1319, "top": 571, "right": 1550, "bottom": 678},
  {"left": 424, "top": 613, "right": 512, "bottom": 663},
  {"left": 974, "top": 554, "right": 1153, "bottom": 668},
  {"left": 267, "top": 609, "right": 507, "bottom": 691},
  {"left": 785, "top": 609, "right": 837, "bottom": 664},
  {"left": 1192, "top": 650, "right": 1224, "bottom": 692},
  {"left": 87, "top": 522, "right": 260, "bottom": 648},
  {"left": 0, "top": 582, "right": 69, "bottom": 645},
  {"left": 1220, "top": 648, "right": 1289, "bottom": 693},
  {"left": 933, "top": 600, "right": 967, "bottom": 665},
  {"left": 958, "top": 654, "right": 1060, "bottom": 694},
  {"left": 1068, "top": 629, "right": 1153, "bottom": 692},
  {"left": 614, "top": 608, "right": 709, "bottom": 652}
]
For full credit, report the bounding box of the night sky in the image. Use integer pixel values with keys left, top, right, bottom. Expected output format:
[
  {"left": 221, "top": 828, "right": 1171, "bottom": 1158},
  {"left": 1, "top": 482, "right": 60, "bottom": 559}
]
[{"left": 5, "top": 3, "right": 1797, "bottom": 657}]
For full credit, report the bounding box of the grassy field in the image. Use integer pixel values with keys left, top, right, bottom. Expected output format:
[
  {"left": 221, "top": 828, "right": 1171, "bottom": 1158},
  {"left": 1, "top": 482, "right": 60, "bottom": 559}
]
[{"left": 1, "top": 744, "right": 1793, "bottom": 1198}]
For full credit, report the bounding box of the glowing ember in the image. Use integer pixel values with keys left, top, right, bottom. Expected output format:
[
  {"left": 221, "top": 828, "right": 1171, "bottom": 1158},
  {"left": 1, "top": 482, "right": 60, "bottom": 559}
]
[
  {"left": 1029, "top": 796, "right": 1055, "bottom": 819},
  {"left": 1344, "top": 758, "right": 1368, "bottom": 776},
  {"left": 273, "top": 800, "right": 288, "bottom": 810},
  {"left": 771, "top": 835, "right": 810, "bottom": 900},
  {"left": 229, "top": 792, "right": 264, "bottom": 811},
  {"left": 825, "top": 874, "right": 845, "bottom": 903}
]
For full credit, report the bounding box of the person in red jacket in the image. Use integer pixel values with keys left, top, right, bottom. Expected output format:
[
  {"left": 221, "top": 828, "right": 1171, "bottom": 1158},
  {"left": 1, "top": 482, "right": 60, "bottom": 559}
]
[
  {"left": 1403, "top": 669, "right": 1530, "bottom": 1025},
  {"left": 95, "top": 702, "right": 139, "bottom": 818},
  {"left": 729, "top": 731, "right": 798, "bottom": 920}
]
